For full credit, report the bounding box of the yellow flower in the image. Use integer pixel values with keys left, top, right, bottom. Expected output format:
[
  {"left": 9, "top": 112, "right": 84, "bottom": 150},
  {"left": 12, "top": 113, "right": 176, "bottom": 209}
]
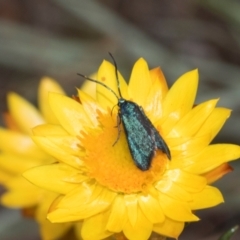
[
  {"left": 24, "top": 59, "right": 240, "bottom": 240},
  {"left": 0, "top": 77, "right": 73, "bottom": 240}
]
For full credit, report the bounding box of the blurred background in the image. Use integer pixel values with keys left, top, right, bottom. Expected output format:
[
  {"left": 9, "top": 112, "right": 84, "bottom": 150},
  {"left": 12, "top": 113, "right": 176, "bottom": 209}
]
[{"left": 1, "top": 0, "right": 240, "bottom": 239}]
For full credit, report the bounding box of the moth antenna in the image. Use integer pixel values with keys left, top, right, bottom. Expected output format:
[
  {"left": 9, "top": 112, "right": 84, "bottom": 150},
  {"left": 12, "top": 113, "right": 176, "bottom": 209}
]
[
  {"left": 77, "top": 73, "right": 119, "bottom": 100},
  {"left": 108, "top": 53, "right": 123, "bottom": 98}
]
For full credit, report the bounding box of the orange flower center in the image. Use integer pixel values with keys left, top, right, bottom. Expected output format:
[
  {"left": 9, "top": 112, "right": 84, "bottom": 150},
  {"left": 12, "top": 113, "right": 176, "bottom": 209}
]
[{"left": 81, "top": 110, "right": 168, "bottom": 194}]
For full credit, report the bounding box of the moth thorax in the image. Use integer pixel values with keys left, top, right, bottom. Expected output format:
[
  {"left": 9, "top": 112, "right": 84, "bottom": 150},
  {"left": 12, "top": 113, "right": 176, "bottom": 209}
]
[{"left": 118, "top": 98, "right": 126, "bottom": 106}]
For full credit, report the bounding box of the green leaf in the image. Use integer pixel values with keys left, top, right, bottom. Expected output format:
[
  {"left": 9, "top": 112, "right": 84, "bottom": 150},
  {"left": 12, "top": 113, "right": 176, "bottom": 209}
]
[{"left": 219, "top": 225, "right": 239, "bottom": 240}]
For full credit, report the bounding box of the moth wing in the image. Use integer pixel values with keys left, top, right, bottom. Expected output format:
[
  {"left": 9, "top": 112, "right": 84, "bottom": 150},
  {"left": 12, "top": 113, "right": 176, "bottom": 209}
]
[
  {"left": 152, "top": 127, "right": 171, "bottom": 160},
  {"left": 139, "top": 105, "right": 171, "bottom": 160},
  {"left": 137, "top": 108, "right": 171, "bottom": 160},
  {"left": 121, "top": 105, "right": 155, "bottom": 171}
]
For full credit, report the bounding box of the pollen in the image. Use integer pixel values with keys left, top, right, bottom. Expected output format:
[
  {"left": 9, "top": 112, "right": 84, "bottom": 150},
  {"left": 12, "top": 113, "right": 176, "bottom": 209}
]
[{"left": 80, "top": 111, "right": 168, "bottom": 193}]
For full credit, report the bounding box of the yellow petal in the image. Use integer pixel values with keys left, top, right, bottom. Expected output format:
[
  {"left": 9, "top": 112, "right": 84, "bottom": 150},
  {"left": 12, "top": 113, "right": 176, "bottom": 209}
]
[
  {"left": 144, "top": 70, "right": 166, "bottom": 120},
  {"left": 166, "top": 136, "right": 192, "bottom": 148},
  {"left": 81, "top": 210, "right": 112, "bottom": 240},
  {"left": 23, "top": 163, "right": 80, "bottom": 194},
  {"left": 155, "top": 179, "right": 192, "bottom": 202},
  {"left": 35, "top": 191, "right": 72, "bottom": 240},
  {"left": 161, "top": 69, "right": 198, "bottom": 134},
  {"left": 107, "top": 195, "right": 127, "bottom": 232},
  {"left": 163, "top": 169, "right": 206, "bottom": 193},
  {"left": 38, "top": 77, "right": 65, "bottom": 124},
  {"left": 190, "top": 186, "right": 224, "bottom": 210},
  {"left": 123, "top": 207, "right": 152, "bottom": 240},
  {"left": 128, "top": 58, "right": 152, "bottom": 106},
  {"left": 1, "top": 191, "right": 39, "bottom": 207},
  {"left": 149, "top": 67, "right": 168, "bottom": 97},
  {"left": 183, "top": 144, "right": 240, "bottom": 174},
  {"left": 203, "top": 163, "right": 233, "bottom": 184},
  {"left": 158, "top": 193, "right": 199, "bottom": 222},
  {"left": 78, "top": 89, "right": 105, "bottom": 127},
  {"left": 167, "top": 99, "right": 218, "bottom": 138},
  {"left": 2, "top": 112, "right": 20, "bottom": 131},
  {"left": 32, "top": 124, "right": 69, "bottom": 136},
  {"left": 1, "top": 177, "right": 39, "bottom": 207},
  {"left": 46, "top": 136, "right": 81, "bottom": 155},
  {"left": 4, "top": 175, "right": 36, "bottom": 190},
  {"left": 0, "top": 153, "right": 46, "bottom": 174},
  {"left": 96, "top": 60, "right": 128, "bottom": 108},
  {"left": 48, "top": 183, "right": 116, "bottom": 222},
  {"left": 0, "top": 128, "right": 48, "bottom": 159},
  {"left": 39, "top": 217, "right": 72, "bottom": 240},
  {"left": 48, "top": 195, "right": 63, "bottom": 213},
  {"left": 32, "top": 136, "right": 84, "bottom": 169},
  {"left": 153, "top": 218, "right": 184, "bottom": 239},
  {"left": 48, "top": 93, "right": 90, "bottom": 136},
  {"left": 0, "top": 169, "right": 13, "bottom": 183},
  {"left": 195, "top": 108, "right": 231, "bottom": 141},
  {"left": 36, "top": 191, "right": 59, "bottom": 221},
  {"left": 81, "top": 74, "right": 97, "bottom": 99},
  {"left": 7, "top": 92, "right": 45, "bottom": 134},
  {"left": 170, "top": 134, "right": 211, "bottom": 160},
  {"left": 73, "top": 222, "right": 83, "bottom": 240},
  {"left": 138, "top": 194, "right": 165, "bottom": 223},
  {"left": 124, "top": 194, "right": 138, "bottom": 227}
]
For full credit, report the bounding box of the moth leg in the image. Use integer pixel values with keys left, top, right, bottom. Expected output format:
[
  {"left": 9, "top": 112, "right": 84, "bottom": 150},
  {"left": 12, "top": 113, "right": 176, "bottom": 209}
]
[
  {"left": 114, "top": 111, "right": 122, "bottom": 127},
  {"left": 111, "top": 104, "right": 118, "bottom": 116},
  {"left": 113, "top": 114, "right": 121, "bottom": 146}
]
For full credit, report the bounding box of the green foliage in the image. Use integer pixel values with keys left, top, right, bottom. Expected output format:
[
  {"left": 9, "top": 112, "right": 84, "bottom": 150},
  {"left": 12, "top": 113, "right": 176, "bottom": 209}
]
[{"left": 219, "top": 225, "right": 239, "bottom": 240}]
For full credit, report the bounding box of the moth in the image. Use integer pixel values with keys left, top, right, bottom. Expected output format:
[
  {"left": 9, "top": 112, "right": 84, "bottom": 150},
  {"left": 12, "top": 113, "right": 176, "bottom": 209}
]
[{"left": 78, "top": 54, "right": 171, "bottom": 171}]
